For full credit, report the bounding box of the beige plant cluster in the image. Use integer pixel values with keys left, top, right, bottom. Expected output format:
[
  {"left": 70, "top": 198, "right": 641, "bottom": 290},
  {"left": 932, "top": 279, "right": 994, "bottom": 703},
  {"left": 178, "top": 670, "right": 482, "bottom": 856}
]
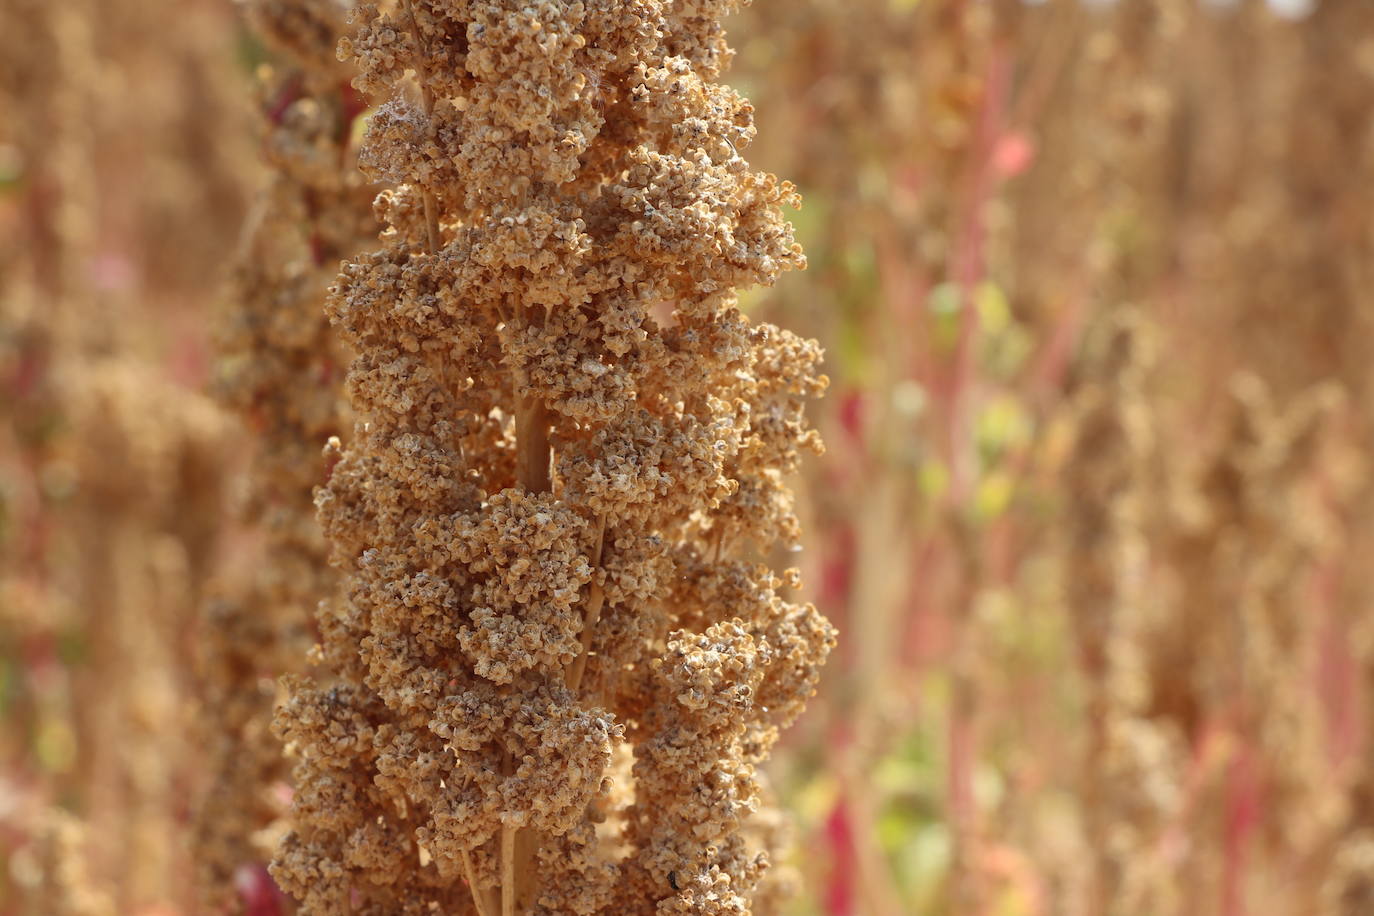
[
  {"left": 194, "top": 0, "right": 377, "bottom": 904},
  {"left": 1061, "top": 315, "right": 1183, "bottom": 916},
  {"left": 271, "top": 1, "right": 833, "bottom": 913}
]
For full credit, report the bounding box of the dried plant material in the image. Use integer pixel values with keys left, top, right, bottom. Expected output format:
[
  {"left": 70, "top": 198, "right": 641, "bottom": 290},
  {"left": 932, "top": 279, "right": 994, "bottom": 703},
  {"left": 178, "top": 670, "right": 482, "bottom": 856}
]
[
  {"left": 1061, "top": 315, "right": 1183, "bottom": 915},
  {"left": 22, "top": 0, "right": 1374, "bottom": 912},
  {"left": 17, "top": 811, "right": 115, "bottom": 916},
  {"left": 193, "top": 0, "right": 375, "bottom": 905},
  {"left": 271, "top": 1, "right": 833, "bottom": 912},
  {"left": 0, "top": 0, "right": 249, "bottom": 911},
  {"left": 61, "top": 360, "right": 232, "bottom": 911}
]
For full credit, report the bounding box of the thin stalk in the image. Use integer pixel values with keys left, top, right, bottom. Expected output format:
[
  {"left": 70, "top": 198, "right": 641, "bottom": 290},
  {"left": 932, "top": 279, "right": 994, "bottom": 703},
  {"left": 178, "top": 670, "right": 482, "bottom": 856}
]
[
  {"left": 710, "top": 524, "right": 726, "bottom": 564},
  {"left": 500, "top": 826, "right": 517, "bottom": 916},
  {"left": 462, "top": 850, "right": 496, "bottom": 916},
  {"left": 515, "top": 396, "right": 551, "bottom": 493},
  {"left": 402, "top": 0, "right": 442, "bottom": 253},
  {"left": 504, "top": 308, "right": 551, "bottom": 916},
  {"left": 567, "top": 513, "right": 608, "bottom": 692}
]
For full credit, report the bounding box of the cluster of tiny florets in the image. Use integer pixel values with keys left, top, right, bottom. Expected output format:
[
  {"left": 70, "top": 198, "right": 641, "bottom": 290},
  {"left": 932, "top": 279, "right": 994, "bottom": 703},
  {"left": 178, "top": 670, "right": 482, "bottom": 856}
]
[
  {"left": 271, "top": 1, "right": 832, "bottom": 912},
  {"left": 195, "top": 0, "right": 375, "bottom": 905}
]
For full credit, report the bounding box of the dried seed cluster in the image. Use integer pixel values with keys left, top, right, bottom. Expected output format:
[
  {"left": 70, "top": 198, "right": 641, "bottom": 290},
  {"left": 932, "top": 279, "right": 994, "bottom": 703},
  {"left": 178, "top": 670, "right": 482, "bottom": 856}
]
[
  {"left": 194, "top": 0, "right": 375, "bottom": 904},
  {"left": 272, "top": 1, "right": 833, "bottom": 913}
]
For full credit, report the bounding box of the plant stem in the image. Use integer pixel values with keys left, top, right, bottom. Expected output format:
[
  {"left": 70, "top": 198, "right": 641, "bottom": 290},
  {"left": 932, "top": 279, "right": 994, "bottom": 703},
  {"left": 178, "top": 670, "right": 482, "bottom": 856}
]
[
  {"left": 500, "top": 825, "right": 517, "bottom": 916},
  {"left": 515, "top": 396, "right": 551, "bottom": 493},
  {"left": 503, "top": 309, "right": 552, "bottom": 916},
  {"left": 402, "top": 0, "right": 442, "bottom": 254},
  {"left": 462, "top": 850, "right": 496, "bottom": 916},
  {"left": 567, "top": 513, "right": 608, "bottom": 692}
]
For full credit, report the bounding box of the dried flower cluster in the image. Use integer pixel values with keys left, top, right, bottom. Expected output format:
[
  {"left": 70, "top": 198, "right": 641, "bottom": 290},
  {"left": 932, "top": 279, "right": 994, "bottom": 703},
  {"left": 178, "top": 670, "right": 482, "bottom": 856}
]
[
  {"left": 194, "top": 0, "right": 375, "bottom": 904},
  {"left": 271, "top": 1, "right": 833, "bottom": 913},
  {"left": 1061, "top": 315, "right": 1183, "bottom": 915}
]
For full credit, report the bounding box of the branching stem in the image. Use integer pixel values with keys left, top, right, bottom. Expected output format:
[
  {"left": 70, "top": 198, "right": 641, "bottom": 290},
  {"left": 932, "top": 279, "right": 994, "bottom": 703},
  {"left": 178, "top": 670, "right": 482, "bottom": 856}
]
[
  {"left": 500, "top": 825, "right": 517, "bottom": 916},
  {"left": 504, "top": 307, "right": 552, "bottom": 916},
  {"left": 402, "top": 0, "right": 442, "bottom": 253},
  {"left": 568, "top": 513, "right": 608, "bottom": 692},
  {"left": 462, "top": 850, "right": 496, "bottom": 916},
  {"left": 515, "top": 396, "right": 551, "bottom": 493}
]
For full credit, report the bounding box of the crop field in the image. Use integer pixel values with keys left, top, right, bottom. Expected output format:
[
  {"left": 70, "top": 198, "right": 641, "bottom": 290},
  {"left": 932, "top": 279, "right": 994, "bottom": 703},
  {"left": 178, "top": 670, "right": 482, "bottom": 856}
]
[{"left": 2, "top": 1, "right": 1372, "bottom": 914}]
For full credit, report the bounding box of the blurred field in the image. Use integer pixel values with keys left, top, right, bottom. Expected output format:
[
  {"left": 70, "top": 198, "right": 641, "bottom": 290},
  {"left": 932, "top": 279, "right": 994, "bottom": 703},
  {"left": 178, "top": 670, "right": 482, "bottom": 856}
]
[{"left": 5, "top": 0, "right": 1374, "bottom": 913}]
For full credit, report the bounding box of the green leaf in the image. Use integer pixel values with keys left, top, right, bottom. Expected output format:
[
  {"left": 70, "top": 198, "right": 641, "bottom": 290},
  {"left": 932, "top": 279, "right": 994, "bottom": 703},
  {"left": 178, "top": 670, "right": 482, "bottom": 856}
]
[
  {"left": 975, "top": 281, "right": 1011, "bottom": 335},
  {"left": 973, "top": 470, "right": 1015, "bottom": 522}
]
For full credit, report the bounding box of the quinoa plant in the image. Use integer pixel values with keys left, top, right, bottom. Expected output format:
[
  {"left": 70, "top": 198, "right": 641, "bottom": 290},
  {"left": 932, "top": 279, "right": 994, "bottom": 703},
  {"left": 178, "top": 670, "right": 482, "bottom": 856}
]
[
  {"left": 271, "top": 1, "right": 834, "bottom": 913},
  {"left": 195, "top": 0, "right": 375, "bottom": 904}
]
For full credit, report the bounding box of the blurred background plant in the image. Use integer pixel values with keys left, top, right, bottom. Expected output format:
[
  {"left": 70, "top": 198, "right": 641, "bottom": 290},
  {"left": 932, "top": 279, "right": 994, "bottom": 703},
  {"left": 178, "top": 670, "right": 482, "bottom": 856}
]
[{"left": 5, "top": 0, "right": 1374, "bottom": 914}]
